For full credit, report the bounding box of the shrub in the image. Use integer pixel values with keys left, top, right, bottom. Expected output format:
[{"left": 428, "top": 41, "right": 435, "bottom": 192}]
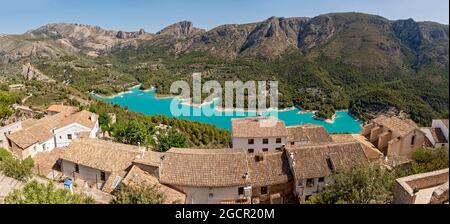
[
  {"left": 111, "top": 184, "right": 166, "bottom": 204},
  {"left": 155, "top": 129, "right": 188, "bottom": 152},
  {"left": 306, "top": 164, "right": 395, "bottom": 204},
  {"left": 5, "top": 180, "right": 95, "bottom": 204},
  {"left": 0, "top": 149, "right": 34, "bottom": 181},
  {"left": 396, "top": 147, "right": 449, "bottom": 177}
]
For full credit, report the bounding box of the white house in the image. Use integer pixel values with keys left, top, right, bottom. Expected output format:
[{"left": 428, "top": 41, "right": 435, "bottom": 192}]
[
  {"left": 231, "top": 117, "right": 287, "bottom": 153},
  {"left": 60, "top": 139, "right": 142, "bottom": 192},
  {"left": 422, "top": 119, "right": 449, "bottom": 149},
  {"left": 5, "top": 110, "right": 99, "bottom": 159}
]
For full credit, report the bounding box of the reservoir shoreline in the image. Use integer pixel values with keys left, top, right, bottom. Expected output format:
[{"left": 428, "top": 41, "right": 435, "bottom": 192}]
[{"left": 92, "top": 85, "right": 363, "bottom": 133}]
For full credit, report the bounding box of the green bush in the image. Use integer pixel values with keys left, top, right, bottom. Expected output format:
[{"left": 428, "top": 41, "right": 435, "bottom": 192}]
[
  {"left": 5, "top": 180, "right": 95, "bottom": 204},
  {"left": 306, "top": 164, "right": 395, "bottom": 204},
  {"left": 395, "top": 147, "right": 449, "bottom": 177},
  {"left": 111, "top": 184, "right": 166, "bottom": 204},
  {"left": 0, "top": 149, "right": 34, "bottom": 181},
  {"left": 0, "top": 148, "right": 13, "bottom": 161},
  {"left": 155, "top": 129, "right": 189, "bottom": 152}
]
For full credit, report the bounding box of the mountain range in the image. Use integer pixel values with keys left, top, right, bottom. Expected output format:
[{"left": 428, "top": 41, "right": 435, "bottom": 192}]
[{"left": 0, "top": 12, "right": 448, "bottom": 124}]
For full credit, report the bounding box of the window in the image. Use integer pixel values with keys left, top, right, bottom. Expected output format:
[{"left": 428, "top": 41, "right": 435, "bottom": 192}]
[
  {"left": 263, "top": 139, "right": 269, "bottom": 144},
  {"left": 67, "top": 134, "right": 73, "bottom": 140},
  {"left": 276, "top": 138, "right": 282, "bottom": 144},
  {"left": 262, "top": 148, "right": 269, "bottom": 152},
  {"left": 209, "top": 193, "right": 214, "bottom": 198},
  {"left": 411, "top": 135, "right": 416, "bottom": 145},
  {"left": 100, "top": 172, "right": 106, "bottom": 181},
  {"left": 238, "top": 187, "right": 244, "bottom": 195},
  {"left": 306, "top": 178, "right": 314, "bottom": 187},
  {"left": 276, "top": 147, "right": 282, "bottom": 151},
  {"left": 248, "top": 139, "right": 254, "bottom": 145},
  {"left": 326, "top": 158, "right": 334, "bottom": 171},
  {"left": 291, "top": 142, "right": 295, "bottom": 146},
  {"left": 319, "top": 177, "right": 325, "bottom": 183},
  {"left": 74, "top": 164, "right": 79, "bottom": 173},
  {"left": 261, "top": 186, "right": 268, "bottom": 195},
  {"left": 248, "top": 149, "right": 255, "bottom": 153}
]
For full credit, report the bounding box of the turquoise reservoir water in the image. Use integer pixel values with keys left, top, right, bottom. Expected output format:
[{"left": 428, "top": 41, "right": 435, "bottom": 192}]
[{"left": 93, "top": 86, "right": 362, "bottom": 133}]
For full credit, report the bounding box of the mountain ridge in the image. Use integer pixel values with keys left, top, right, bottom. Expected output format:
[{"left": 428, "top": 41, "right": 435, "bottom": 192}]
[{"left": 1, "top": 12, "right": 448, "bottom": 66}]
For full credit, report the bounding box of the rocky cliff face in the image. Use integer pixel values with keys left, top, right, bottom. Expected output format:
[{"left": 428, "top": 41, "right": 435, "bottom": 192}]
[
  {"left": 157, "top": 21, "right": 205, "bottom": 38},
  {"left": 393, "top": 19, "right": 449, "bottom": 69}
]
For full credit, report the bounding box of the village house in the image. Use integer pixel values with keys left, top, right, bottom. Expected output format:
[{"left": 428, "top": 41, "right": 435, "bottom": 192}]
[
  {"left": 5, "top": 110, "right": 99, "bottom": 159},
  {"left": 159, "top": 138, "right": 371, "bottom": 204},
  {"left": 231, "top": 117, "right": 287, "bottom": 153},
  {"left": 393, "top": 168, "right": 448, "bottom": 204},
  {"left": 246, "top": 151, "right": 295, "bottom": 204},
  {"left": 285, "top": 142, "right": 369, "bottom": 203},
  {"left": 159, "top": 148, "right": 252, "bottom": 204},
  {"left": 361, "top": 115, "right": 426, "bottom": 165},
  {"left": 0, "top": 119, "right": 36, "bottom": 149},
  {"left": 422, "top": 119, "right": 449, "bottom": 149},
  {"left": 59, "top": 139, "right": 144, "bottom": 192}
]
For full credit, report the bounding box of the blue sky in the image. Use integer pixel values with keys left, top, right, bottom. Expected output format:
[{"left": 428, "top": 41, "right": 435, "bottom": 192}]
[{"left": 0, "top": 0, "right": 448, "bottom": 34}]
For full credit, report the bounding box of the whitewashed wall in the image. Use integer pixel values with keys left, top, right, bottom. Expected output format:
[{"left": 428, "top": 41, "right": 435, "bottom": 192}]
[
  {"left": 177, "top": 185, "right": 248, "bottom": 204},
  {"left": 232, "top": 137, "right": 286, "bottom": 152}
]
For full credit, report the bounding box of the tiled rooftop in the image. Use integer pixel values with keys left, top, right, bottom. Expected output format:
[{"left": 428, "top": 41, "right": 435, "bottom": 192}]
[
  {"left": 7, "top": 110, "right": 97, "bottom": 149},
  {"left": 286, "top": 142, "right": 368, "bottom": 180},
  {"left": 159, "top": 148, "right": 250, "bottom": 187},
  {"left": 373, "top": 115, "right": 419, "bottom": 137},
  {"left": 231, "top": 116, "right": 287, "bottom": 138}
]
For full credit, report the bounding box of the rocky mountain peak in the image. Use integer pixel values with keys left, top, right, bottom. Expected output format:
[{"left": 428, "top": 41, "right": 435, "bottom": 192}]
[{"left": 157, "top": 21, "right": 204, "bottom": 38}]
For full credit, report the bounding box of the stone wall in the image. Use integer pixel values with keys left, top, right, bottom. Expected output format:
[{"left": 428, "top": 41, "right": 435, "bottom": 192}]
[{"left": 393, "top": 169, "right": 449, "bottom": 204}]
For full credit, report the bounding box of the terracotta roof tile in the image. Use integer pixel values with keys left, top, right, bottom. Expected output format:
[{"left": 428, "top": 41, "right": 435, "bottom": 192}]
[
  {"left": 286, "top": 142, "right": 368, "bottom": 181},
  {"left": 60, "top": 139, "right": 141, "bottom": 173},
  {"left": 287, "top": 124, "right": 333, "bottom": 144},
  {"left": 7, "top": 110, "right": 97, "bottom": 149},
  {"left": 331, "top": 134, "right": 384, "bottom": 161},
  {"left": 133, "top": 150, "right": 164, "bottom": 167},
  {"left": 373, "top": 115, "right": 419, "bottom": 137},
  {"left": 159, "top": 148, "right": 250, "bottom": 187},
  {"left": 47, "top": 104, "right": 77, "bottom": 113},
  {"left": 232, "top": 117, "right": 287, "bottom": 138},
  {"left": 247, "top": 151, "right": 293, "bottom": 187}
]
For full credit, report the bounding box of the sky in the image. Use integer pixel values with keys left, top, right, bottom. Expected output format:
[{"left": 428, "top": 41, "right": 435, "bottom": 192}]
[{"left": 0, "top": 0, "right": 448, "bottom": 34}]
